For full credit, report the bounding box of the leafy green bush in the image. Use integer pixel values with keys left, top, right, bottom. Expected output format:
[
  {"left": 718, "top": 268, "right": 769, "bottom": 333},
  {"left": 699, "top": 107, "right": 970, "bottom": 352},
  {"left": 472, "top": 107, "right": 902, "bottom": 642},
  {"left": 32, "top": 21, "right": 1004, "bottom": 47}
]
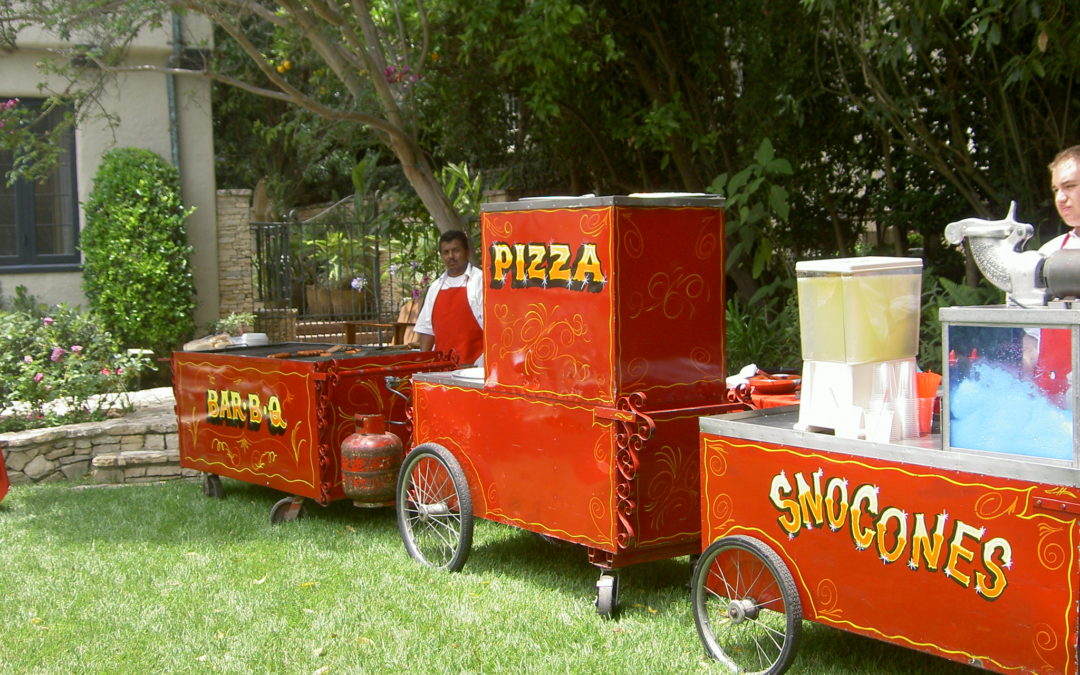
[
  {"left": 80, "top": 147, "right": 196, "bottom": 356},
  {"left": 726, "top": 293, "right": 803, "bottom": 373},
  {"left": 0, "top": 287, "right": 151, "bottom": 432}
]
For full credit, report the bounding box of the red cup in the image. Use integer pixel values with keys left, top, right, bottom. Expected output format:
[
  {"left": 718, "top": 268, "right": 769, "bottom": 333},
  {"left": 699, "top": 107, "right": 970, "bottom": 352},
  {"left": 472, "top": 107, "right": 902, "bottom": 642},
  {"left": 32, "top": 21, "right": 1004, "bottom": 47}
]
[{"left": 917, "top": 397, "right": 935, "bottom": 435}]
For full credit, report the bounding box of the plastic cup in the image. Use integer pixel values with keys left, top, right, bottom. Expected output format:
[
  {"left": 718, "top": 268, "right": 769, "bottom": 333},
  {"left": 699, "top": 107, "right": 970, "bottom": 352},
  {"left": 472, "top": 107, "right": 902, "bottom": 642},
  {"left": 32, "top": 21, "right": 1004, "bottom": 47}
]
[
  {"left": 897, "top": 397, "right": 919, "bottom": 439},
  {"left": 918, "top": 397, "right": 935, "bottom": 436}
]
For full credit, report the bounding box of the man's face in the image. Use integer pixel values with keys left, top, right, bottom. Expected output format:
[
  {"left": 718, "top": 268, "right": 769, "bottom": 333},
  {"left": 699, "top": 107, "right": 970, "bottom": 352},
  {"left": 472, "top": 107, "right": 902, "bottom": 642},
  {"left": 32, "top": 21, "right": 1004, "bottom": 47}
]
[
  {"left": 440, "top": 238, "right": 469, "bottom": 277},
  {"left": 1052, "top": 157, "right": 1080, "bottom": 230}
]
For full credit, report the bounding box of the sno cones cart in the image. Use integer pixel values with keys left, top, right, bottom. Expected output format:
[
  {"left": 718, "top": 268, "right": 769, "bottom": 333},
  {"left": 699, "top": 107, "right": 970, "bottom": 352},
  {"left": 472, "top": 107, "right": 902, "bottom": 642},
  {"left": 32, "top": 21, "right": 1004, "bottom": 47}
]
[
  {"left": 395, "top": 195, "right": 745, "bottom": 615},
  {"left": 692, "top": 211, "right": 1080, "bottom": 673},
  {"left": 172, "top": 343, "right": 454, "bottom": 522}
]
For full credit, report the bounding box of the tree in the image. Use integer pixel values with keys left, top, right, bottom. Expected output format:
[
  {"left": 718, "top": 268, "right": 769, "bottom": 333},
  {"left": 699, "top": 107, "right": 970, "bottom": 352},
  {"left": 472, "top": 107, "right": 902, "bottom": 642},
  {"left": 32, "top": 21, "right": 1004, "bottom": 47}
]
[{"left": 0, "top": 0, "right": 464, "bottom": 232}]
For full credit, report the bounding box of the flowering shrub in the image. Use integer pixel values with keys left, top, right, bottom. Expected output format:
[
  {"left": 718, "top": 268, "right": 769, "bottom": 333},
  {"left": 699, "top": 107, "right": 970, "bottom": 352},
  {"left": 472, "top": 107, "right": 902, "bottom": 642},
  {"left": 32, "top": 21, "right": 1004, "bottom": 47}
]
[{"left": 0, "top": 288, "right": 151, "bottom": 432}]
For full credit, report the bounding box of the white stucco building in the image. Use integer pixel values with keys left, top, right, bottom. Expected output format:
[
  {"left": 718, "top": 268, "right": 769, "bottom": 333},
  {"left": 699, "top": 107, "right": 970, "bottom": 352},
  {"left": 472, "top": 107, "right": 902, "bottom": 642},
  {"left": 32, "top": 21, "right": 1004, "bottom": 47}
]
[{"left": 0, "top": 13, "right": 219, "bottom": 328}]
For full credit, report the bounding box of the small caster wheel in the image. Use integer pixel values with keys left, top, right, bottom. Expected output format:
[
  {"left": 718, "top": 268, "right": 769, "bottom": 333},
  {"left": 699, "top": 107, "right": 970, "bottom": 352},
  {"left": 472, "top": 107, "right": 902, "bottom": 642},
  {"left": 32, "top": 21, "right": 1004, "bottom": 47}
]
[
  {"left": 270, "top": 496, "right": 306, "bottom": 524},
  {"left": 202, "top": 474, "right": 224, "bottom": 499},
  {"left": 595, "top": 571, "right": 620, "bottom": 618}
]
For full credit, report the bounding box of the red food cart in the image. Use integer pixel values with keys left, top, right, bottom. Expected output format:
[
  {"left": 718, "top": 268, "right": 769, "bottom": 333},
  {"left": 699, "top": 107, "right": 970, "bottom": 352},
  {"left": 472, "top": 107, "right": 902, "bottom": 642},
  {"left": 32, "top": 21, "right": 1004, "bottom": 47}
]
[
  {"left": 0, "top": 448, "right": 9, "bottom": 503},
  {"left": 173, "top": 343, "right": 455, "bottom": 521},
  {"left": 394, "top": 195, "right": 745, "bottom": 614},
  {"left": 692, "top": 300, "right": 1080, "bottom": 671}
]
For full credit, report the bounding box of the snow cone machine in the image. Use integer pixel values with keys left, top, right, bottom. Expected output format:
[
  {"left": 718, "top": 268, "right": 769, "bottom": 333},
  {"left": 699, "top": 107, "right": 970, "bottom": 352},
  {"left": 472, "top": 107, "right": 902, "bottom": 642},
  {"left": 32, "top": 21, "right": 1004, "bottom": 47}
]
[
  {"left": 692, "top": 206, "right": 1080, "bottom": 673},
  {"left": 394, "top": 194, "right": 746, "bottom": 614}
]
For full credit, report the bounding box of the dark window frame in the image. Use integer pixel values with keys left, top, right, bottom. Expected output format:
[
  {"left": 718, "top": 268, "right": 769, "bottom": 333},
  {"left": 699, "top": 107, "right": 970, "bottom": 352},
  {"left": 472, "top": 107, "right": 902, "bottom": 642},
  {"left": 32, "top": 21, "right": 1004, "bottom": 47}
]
[{"left": 0, "top": 97, "right": 81, "bottom": 272}]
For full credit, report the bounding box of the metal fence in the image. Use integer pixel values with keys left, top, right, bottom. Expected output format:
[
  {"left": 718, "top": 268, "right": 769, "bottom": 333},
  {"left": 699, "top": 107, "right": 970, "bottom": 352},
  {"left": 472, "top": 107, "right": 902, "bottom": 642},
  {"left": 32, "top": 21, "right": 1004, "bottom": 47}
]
[{"left": 252, "top": 205, "right": 408, "bottom": 341}]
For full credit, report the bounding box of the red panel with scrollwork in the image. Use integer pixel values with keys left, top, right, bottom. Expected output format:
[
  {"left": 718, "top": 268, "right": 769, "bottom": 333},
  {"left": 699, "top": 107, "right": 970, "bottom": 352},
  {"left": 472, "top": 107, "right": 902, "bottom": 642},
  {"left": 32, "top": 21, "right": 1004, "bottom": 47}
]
[
  {"left": 481, "top": 203, "right": 726, "bottom": 408},
  {"left": 700, "top": 432, "right": 1080, "bottom": 673},
  {"left": 174, "top": 347, "right": 454, "bottom": 504}
]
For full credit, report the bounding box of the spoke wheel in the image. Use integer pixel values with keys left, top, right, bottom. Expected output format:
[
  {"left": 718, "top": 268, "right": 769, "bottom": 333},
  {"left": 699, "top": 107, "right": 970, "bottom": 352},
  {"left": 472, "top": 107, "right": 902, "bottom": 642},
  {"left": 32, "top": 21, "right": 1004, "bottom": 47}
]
[
  {"left": 202, "top": 473, "right": 224, "bottom": 499},
  {"left": 396, "top": 443, "right": 473, "bottom": 572},
  {"left": 691, "top": 535, "right": 802, "bottom": 675},
  {"left": 270, "top": 496, "right": 307, "bottom": 525}
]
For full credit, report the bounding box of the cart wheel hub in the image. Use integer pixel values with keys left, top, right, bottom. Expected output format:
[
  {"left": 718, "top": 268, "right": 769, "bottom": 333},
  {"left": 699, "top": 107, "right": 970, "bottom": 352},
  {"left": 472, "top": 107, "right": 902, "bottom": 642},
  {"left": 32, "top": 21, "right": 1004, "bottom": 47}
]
[
  {"left": 727, "top": 598, "right": 759, "bottom": 622},
  {"left": 416, "top": 501, "right": 451, "bottom": 520}
]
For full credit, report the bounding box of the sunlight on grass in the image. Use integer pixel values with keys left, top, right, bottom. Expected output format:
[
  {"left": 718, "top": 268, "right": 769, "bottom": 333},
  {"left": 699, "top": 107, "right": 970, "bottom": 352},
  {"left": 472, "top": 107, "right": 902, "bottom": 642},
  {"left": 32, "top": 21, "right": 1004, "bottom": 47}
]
[{"left": 0, "top": 480, "right": 976, "bottom": 673}]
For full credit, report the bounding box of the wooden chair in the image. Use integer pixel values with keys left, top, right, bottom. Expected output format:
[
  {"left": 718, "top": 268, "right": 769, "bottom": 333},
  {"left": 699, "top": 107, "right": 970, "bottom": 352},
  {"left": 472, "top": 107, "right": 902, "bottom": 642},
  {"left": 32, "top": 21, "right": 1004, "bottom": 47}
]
[{"left": 345, "top": 299, "right": 421, "bottom": 346}]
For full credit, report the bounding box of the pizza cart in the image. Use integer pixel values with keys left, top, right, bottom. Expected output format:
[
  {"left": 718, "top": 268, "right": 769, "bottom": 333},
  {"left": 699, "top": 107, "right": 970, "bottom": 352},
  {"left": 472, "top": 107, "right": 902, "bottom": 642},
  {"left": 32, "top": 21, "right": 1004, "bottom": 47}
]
[
  {"left": 172, "top": 343, "right": 455, "bottom": 521},
  {"left": 392, "top": 195, "right": 748, "bottom": 615},
  {"left": 692, "top": 209, "right": 1080, "bottom": 673}
]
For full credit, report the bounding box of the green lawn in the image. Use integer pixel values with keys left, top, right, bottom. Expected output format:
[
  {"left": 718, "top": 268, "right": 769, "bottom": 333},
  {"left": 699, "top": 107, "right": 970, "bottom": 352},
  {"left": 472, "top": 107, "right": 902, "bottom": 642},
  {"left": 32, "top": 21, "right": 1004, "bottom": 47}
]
[{"left": 0, "top": 479, "right": 978, "bottom": 673}]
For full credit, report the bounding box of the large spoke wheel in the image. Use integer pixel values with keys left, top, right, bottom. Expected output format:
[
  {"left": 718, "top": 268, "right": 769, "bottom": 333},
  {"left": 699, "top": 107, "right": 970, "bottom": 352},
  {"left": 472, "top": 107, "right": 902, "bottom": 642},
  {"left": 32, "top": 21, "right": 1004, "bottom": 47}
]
[
  {"left": 396, "top": 443, "right": 473, "bottom": 572},
  {"left": 691, "top": 535, "right": 802, "bottom": 674}
]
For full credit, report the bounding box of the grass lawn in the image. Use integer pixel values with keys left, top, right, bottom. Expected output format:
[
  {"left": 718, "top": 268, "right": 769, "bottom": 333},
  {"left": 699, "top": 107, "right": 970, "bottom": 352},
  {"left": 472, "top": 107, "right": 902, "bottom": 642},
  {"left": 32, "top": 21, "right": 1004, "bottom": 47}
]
[{"left": 0, "top": 479, "right": 978, "bottom": 673}]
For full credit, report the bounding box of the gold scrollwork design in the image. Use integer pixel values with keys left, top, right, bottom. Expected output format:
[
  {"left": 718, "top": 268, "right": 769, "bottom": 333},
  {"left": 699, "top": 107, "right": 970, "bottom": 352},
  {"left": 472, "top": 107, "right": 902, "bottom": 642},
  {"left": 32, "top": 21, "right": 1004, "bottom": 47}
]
[
  {"left": 1036, "top": 522, "right": 1068, "bottom": 571},
  {"left": 499, "top": 303, "right": 593, "bottom": 381},
  {"left": 643, "top": 446, "right": 697, "bottom": 530},
  {"left": 612, "top": 392, "right": 654, "bottom": 549},
  {"left": 622, "top": 356, "right": 649, "bottom": 386},
  {"left": 1046, "top": 486, "right": 1079, "bottom": 498},
  {"left": 578, "top": 211, "right": 607, "bottom": 237},
  {"left": 974, "top": 490, "right": 1020, "bottom": 520},
  {"left": 695, "top": 225, "right": 719, "bottom": 260},
  {"left": 623, "top": 221, "right": 644, "bottom": 259},
  {"left": 1032, "top": 623, "right": 1060, "bottom": 671},
  {"left": 488, "top": 217, "right": 513, "bottom": 238},
  {"left": 626, "top": 266, "right": 709, "bottom": 320},
  {"left": 815, "top": 578, "right": 842, "bottom": 620},
  {"left": 710, "top": 492, "right": 733, "bottom": 522},
  {"left": 706, "top": 449, "right": 729, "bottom": 478}
]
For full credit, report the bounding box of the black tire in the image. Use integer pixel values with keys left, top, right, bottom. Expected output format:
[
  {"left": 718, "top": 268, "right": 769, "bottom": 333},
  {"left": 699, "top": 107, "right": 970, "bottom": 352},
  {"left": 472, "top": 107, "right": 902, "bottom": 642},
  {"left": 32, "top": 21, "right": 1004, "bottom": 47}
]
[
  {"left": 269, "top": 496, "right": 306, "bottom": 524},
  {"left": 691, "top": 535, "right": 802, "bottom": 674},
  {"left": 201, "top": 473, "right": 224, "bottom": 499},
  {"left": 396, "top": 443, "right": 474, "bottom": 572}
]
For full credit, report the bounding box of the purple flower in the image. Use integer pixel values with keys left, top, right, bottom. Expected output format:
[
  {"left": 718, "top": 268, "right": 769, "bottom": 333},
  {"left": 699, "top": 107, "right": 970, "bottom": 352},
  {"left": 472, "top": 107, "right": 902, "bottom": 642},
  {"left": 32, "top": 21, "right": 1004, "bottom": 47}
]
[
  {"left": 71, "top": 345, "right": 83, "bottom": 353},
  {"left": 421, "top": 274, "right": 431, "bottom": 285},
  {"left": 50, "top": 346, "right": 65, "bottom": 362},
  {"left": 412, "top": 288, "right": 420, "bottom": 299},
  {"left": 350, "top": 276, "right": 367, "bottom": 291},
  {"left": 33, "top": 372, "right": 44, "bottom": 383},
  {"left": 42, "top": 317, "right": 54, "bottom": 326},
  {"left": 389, "top": 263, "right": 401, "bottom": 276},
  {"left": 23, "top": 355, "right": 32, "bottom": 364}
]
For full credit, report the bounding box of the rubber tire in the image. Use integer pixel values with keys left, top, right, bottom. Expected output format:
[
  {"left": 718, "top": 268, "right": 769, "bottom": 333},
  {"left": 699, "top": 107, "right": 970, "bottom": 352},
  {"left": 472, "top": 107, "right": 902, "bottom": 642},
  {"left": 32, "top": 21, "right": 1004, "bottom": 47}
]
[
  {"left": 691, "top": 535, "right": 802, "bottom": 674},
  {"left": 396, "top": 443, "right": 474, "bottom": 572},
  {"left": 269, "top": 496, "right": 307, "bottom": 524},
  {"left": 202, "top": 473, "right": 224, "bottom": 499},
  {"left": 595, "top": 572, "right": 620, "bottom": 618}
]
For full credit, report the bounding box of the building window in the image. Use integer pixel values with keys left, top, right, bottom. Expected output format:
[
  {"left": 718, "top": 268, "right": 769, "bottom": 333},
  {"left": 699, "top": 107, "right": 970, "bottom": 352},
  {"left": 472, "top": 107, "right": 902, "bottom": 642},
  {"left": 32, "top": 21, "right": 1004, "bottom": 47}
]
[{"left": 0, "top": 99, "right": 79, "bottom": 270}]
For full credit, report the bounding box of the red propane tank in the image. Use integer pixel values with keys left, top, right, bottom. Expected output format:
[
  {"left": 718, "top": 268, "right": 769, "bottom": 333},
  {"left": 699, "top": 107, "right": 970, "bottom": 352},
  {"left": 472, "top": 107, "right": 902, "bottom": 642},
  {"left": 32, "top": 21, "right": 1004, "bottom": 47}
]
[{"left": 340, "top": 413, "right": 403, "bottom": 507}]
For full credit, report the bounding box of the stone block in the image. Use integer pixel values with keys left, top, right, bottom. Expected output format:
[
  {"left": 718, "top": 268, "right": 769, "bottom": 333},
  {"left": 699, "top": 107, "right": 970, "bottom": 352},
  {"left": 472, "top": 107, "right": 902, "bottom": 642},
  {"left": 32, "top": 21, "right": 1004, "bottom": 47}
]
[
  {"left": 75, "top": 439, "right": 93, "bottom": 449},
  {"left": 60, "top": 460, "right": 90, "bottom": 480},
  {"left": 92, "top": 466, "right": 122, "bottom": 484},
  {"left": 46, "top": 445, "right": 75, "bottom": 460},
  {"left": 23, "top": 455, "right": 57, "bottom": 481},
  {"left": 143, "top": 435, "right": 166, "bottom": 450},
  {"left": 3, "top": 449, "right": 31, "bottom": 472}
]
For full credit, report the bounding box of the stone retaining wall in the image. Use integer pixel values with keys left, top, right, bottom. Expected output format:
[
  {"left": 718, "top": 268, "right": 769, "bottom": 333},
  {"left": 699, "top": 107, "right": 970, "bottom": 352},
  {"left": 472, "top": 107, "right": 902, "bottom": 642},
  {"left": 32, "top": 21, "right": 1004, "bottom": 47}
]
[{"left": 0, "top": 407, "right": 195, "bottom": 486}]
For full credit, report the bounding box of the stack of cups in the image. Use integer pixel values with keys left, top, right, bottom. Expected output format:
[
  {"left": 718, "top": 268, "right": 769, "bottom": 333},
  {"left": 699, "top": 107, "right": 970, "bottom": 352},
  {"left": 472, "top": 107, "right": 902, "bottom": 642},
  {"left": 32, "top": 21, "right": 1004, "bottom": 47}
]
[{"left": 895, "top": 360, "right": 918, "bottom": 439}]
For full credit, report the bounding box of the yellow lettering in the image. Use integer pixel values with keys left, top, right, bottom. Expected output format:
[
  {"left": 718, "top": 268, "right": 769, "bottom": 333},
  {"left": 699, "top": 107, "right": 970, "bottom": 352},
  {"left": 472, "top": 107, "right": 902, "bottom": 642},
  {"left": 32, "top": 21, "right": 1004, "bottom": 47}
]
[
  {"left": 795, "top": 471, "right": 824, "bottom": 529},
  {"left": 910, "top": 512, "right": 947, "bottom": 571},
  {"left": 875, "top": 507, "right": 907, "bottom": 563},
  {"left": 849, "top": 484, "right": 877, "bottom": 550},
  {"left": 230, "top": 391, "right": 245, "bottom": 422},
  {"left": 267, "top": 395, "right": 287, "bottom": 431},
  {"left": 513, "top": 243, "right": 527, "bottom": 282},
  {"left": 572, "top": 243, "right": 604, "bottom": 284},
  {"left": 976, "top": 537, "right": 1012, "bottom": 600},
  {"left": 527, "top": 244, "right": 546, "bottom": 280},
  {"left": 824, "top": 477, "right": 849, "bottom": 531},
  {"left": 492, "top": 243, "right": 513, "bottom": 283},
  {"left": 247, "top": 393, "right": 263, "bottom": 428},
  {"left": 206, "top": 390, "right": 219, "bottom": 419},
  {"left": 769, "top": 473, "right": 801, "bottom": 535},
  {"left": 548, "top": 244, "right": 572, "bottom": 282},
  {"left": 945, "top": 521, "right": 980, "bottom": 588}
]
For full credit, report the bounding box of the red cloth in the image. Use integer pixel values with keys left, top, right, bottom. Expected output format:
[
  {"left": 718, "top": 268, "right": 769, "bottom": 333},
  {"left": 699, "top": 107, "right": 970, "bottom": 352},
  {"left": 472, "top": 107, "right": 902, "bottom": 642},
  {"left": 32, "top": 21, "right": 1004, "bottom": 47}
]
[
  {"left": 0, "top": 450, "right": 9, "bottom": 503},
  {"left": 752, "top": 393, "right": 800, "bottom": 409},
  {"left": 1035, "top": 328, "right": 1071, "bottom": 407},
  {"left": 432, "top": 285, "right": 483, "bottom": 365}
]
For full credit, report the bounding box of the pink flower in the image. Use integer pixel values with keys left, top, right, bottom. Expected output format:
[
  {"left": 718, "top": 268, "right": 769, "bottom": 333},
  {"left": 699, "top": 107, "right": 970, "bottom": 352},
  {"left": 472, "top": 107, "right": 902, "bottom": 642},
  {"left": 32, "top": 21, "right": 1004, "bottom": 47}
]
[
  {"left": 42, "top": 317, "right": 54, "bottom": 326},
  {"left": 71, "top": 345, "right": 83, "bottom": 353},
  {"left": 412, "top": 288, "right": 420, "bottom": 299},
  {"left": 23, "top": 355, "right": 32, "bottom": 364},
  {"left": 100, "top": 368, "right": 113, "bottom": 375},
  {"left": 50, "top": 346, "right": 65, "bottom": 362},
  {"left": 33, "top": 372, "right": 43, "bottom": 382}
]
